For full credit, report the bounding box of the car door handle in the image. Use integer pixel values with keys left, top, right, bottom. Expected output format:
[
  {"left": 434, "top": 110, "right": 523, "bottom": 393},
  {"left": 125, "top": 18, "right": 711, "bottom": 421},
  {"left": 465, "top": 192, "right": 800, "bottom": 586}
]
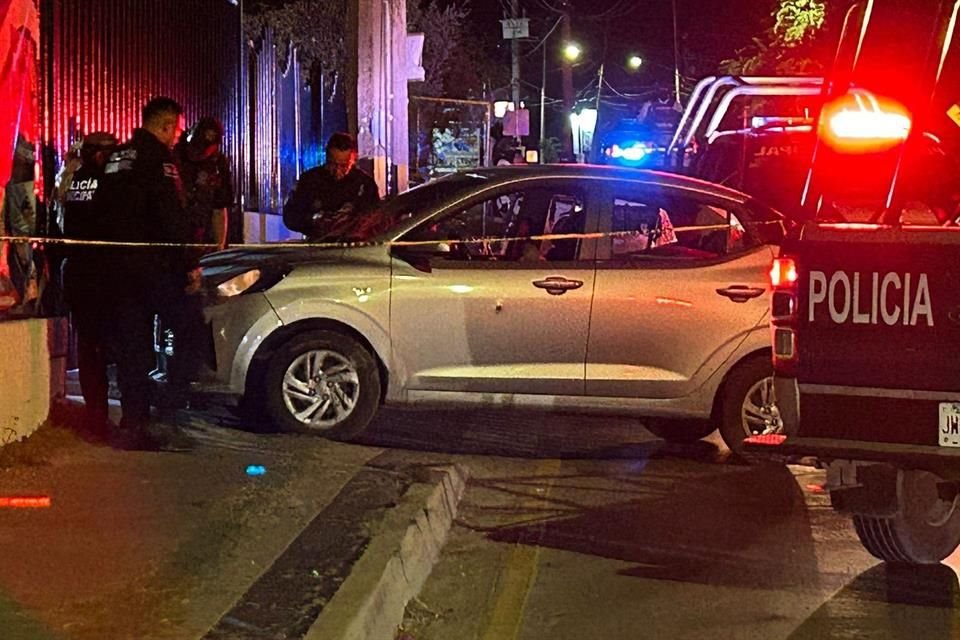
[
  {"left": 532, "top": 276, "right": 584, "bottom": 295},
  {"left": 716, "top": 285, "right": 766, "bottom": 303}
]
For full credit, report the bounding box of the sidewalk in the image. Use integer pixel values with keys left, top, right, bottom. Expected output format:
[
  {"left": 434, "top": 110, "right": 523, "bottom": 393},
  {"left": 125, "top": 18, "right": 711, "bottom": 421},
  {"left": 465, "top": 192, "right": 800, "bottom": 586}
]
[{"left": 0, "top": 400, "right": 382, "bottom": 639}]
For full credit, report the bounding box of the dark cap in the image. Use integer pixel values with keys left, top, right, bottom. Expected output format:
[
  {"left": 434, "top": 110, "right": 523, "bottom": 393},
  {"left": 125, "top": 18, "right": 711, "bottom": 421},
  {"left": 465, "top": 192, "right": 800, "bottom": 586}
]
[
  {"left": 192, "top": 117, "right": 224, "bottom": 141},
  {"left": 82, "top": 131, "right": 118, "bottom": 149}
]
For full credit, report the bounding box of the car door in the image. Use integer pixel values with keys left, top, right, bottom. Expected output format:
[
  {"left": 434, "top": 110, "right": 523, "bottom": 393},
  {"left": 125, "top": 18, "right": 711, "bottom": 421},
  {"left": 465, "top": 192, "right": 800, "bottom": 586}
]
[
  {"left": 585, "top": 182, "right": 777, "bottom": 399},
  {"left": 390, "top": 178, "right": 600, "bottom": 396}
]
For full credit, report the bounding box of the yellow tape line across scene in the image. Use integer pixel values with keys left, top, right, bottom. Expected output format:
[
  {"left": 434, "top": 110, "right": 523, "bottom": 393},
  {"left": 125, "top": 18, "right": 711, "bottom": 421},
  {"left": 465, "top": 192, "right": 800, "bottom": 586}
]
[{"left": 0, "top": 224, "right": 742, "bottom": 250}]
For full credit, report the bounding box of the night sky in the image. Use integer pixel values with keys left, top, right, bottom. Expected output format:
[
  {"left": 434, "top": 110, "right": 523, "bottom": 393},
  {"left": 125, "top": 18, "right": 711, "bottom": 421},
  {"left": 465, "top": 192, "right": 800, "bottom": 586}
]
[
  {"left": 248, "top": 0, "right": 775, "bottom": 98},
  {"left": 458, "top": 0, "right": 772, "bottom": 93}
]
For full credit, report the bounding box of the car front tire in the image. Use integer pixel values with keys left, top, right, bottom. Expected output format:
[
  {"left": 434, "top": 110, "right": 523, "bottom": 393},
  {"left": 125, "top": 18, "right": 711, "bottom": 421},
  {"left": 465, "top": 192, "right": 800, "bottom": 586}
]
[{"left": 263, "top": 329, "right": 381, "bottom": 440}]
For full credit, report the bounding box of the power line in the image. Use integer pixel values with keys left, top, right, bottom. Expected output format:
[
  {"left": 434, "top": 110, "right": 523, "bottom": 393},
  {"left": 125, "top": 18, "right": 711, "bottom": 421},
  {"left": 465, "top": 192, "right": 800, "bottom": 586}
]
[
  {"left": 583, "top": 0, "right": 636, "bottom": 21},
  {"left": 523, "top": 15, "right": 564, "bottom": 57},
  {"left": 536, "top": 0, "right": 567, "bottom": 14}
]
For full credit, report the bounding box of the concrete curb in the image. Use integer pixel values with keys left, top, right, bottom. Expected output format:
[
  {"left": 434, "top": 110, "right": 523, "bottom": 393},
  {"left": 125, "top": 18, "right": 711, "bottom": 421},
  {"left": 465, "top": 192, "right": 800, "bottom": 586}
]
[{"left": 305, "top": 463, "right": 469, "bottom": 640}]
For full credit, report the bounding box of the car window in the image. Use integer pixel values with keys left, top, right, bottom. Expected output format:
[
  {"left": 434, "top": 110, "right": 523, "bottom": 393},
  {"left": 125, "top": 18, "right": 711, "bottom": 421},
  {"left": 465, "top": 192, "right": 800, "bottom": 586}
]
[
  {"left": 605, "top": 189, "right": 759, "bottom": 260},
  {"left": 314, "top": 173, "right": 488, "bottom": 242},
  {"left": 405, "top": 186, "right": 589, "bottom": 262}
]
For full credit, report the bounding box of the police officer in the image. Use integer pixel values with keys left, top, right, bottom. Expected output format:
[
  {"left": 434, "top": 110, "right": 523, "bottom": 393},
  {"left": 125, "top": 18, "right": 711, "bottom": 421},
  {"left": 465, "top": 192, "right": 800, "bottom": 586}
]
[
  {"left": 174, "top": 117, "right": 234, "bottom": 249},
  {"left": 94, "top": 97, "right": 193, "bottom": 449},
  {"left": 283, "top": 132, "right": 380, "bottom": 239},
  {"left": 162, "top": 116, "right": 233, "bottom": 410},
  {"left": 61, "top": 131, "right": 118, "bottom": 438}
]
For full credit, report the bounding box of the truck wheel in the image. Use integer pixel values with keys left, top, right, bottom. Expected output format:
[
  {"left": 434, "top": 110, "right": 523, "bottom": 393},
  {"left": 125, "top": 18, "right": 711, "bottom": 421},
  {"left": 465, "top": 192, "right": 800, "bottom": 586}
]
[
  {"left": 263, "top": 330, "right": 381, "bottom": 441},
  {"left": 719, "top": 356, "right": 780, "bottom": 457},
  {"left": 852, "top": 470, "right": 960, "bottom": 564},
  {"left": 645, "top": 418, "right": 715, "bottom": 443}
]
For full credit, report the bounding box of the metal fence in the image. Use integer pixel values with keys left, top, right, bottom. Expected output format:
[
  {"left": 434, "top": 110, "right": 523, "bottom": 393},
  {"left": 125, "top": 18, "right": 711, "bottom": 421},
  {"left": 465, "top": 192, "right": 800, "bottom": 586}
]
[{"left": 41, "top": 0, "right": 243, "bottom": 195}]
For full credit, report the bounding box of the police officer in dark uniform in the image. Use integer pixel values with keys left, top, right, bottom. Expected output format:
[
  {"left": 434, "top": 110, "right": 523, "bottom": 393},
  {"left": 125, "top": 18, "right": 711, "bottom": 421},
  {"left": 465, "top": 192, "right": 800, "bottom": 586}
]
[
  {"left": 94, "top": 97, "right": 193, "bottom": 449},
  {"left": 61, "top": 131, "right": 118, "bottom": 438},
  {"left": 160, "top": 116, "right": 234, "bottom": 408},
  {"left": 283, "top": 132, "right": 380, "bottom": 239},
  {"left": 174, "top": 117, "right": 234, "bottom": 249}
]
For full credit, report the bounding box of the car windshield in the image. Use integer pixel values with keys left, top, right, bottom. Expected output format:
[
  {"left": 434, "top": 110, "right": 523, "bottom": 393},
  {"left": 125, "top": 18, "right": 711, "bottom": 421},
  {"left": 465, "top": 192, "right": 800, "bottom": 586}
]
[{"left": 312, "top": 173, "right": 489, "bottom": 243}]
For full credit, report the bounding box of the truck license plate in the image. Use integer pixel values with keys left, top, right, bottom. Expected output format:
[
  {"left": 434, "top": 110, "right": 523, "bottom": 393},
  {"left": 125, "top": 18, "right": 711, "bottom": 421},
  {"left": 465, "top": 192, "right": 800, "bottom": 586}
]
[{"left": 939, "top": 403, "right": 960, "bottom": 447}]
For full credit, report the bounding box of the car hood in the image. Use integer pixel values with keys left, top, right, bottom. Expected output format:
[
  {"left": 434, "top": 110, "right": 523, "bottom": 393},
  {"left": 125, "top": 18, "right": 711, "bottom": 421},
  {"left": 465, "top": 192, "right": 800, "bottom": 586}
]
[{"left": 200, "top": 244, "right": 347, "bottom": 277}]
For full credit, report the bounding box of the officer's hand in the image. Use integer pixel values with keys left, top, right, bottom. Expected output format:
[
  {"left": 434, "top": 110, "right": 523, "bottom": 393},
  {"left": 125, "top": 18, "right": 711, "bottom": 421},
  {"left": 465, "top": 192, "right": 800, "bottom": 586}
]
[{"left": 184, "top": 267, "right": 203, "bottom": 294}]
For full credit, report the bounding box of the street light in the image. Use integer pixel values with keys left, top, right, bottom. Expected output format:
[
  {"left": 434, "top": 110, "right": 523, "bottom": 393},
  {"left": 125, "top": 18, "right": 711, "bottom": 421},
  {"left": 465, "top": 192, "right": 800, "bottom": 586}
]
[
  {"left": 540, "top": 41, "right": 583, "bottom": 163},
  {"left": 563, "top": 42, "right": 582, "bottom": 61},
  {"left": 628, "top": 55, "right": 643, "bottom": 70}
]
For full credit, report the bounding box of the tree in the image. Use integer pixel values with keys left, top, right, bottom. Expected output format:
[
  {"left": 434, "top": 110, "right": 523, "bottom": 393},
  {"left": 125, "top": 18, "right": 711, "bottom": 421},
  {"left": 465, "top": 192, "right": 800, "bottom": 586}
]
[
  {"left": 720, "top": 0, "right": 831, "bottom": 75},
  {"left": 407, "top": 1, "right": 470, "bottom": 97},
  {"left": 775, "top": 0, "right": 826, "bottom": 44},
  {"left": 244, "top": 1, "right": 347, "bottom": 83}
]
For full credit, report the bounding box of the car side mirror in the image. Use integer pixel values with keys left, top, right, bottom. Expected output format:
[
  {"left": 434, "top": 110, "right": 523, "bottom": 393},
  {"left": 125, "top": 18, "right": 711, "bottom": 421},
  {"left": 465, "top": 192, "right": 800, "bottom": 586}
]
[{"left": 391, "top": 241, "right": 450, "bottom": 272}]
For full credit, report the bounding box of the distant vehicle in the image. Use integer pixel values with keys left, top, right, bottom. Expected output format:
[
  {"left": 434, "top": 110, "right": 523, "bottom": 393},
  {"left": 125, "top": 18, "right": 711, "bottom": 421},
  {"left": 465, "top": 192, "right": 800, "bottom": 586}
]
[
  {"left": 598, "top": 96, "right": 680, "bottom": 169},
  {"left": 194, "top": 165, "right": 787, "bottom": 454}
]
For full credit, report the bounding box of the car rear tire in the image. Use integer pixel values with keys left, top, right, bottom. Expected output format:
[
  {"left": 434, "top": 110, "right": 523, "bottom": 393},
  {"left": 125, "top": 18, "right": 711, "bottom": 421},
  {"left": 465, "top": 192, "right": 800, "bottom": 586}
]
[
  {"left": 263, "top": 330, "right": 381, "bottom": 440},
  {"left": 852, "top": 470, "right": 960, "bottom": 564},
  {"left": 719, "top": 356, "right": 780, "bottom": 458},
  {"left": 645, "top": 418, "right": 715, "bottom": 443}
]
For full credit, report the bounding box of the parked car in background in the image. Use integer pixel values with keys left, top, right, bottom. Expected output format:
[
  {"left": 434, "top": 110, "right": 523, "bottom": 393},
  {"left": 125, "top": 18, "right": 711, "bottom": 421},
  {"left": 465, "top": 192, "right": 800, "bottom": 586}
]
[{"left": 197, "top": 165, "right": 787, "bottom": 455}]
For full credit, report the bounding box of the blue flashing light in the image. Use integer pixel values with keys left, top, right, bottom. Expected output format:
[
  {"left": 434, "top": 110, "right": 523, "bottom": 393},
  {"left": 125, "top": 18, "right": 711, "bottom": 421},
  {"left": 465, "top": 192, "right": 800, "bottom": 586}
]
[
  {"left": 605, "top": 141, "right": 655, "bottom": 165},
  {"left": 611, "top": 142, "right": 649, "bottom": 161},
  {"left": 246, "top": 465, "right": 267, "bottom": 476}
]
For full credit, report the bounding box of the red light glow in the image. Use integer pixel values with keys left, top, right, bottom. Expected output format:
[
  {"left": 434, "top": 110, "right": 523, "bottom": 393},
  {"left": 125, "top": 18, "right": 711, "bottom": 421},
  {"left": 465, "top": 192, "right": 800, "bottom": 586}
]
[
  {"left": 820, "top": 93, "right": 912, "bottom": 151},
  {"left": 770, "top": 258, "right": 798, "bottom": 288},
  {"left": 829, "top": 110, "right": 911, "bottom": 141},
  {"left": 743, "top": 434, "right": 787, "bottom": 446},
  {"left": 0, "top": 496, "right": 51, "bottom": 508}
]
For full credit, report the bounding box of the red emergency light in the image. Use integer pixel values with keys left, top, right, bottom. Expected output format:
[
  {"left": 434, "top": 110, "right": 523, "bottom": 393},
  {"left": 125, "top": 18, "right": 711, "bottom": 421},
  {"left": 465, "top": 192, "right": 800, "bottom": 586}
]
[{"left": 820, "top": 93, "right": 912, "bottom": 151}]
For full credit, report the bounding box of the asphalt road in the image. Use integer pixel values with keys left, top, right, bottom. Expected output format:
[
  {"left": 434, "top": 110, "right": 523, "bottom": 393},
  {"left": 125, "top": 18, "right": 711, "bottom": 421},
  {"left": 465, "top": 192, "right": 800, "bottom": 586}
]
[
  {"left": 3, "top": 399, "right": 960, "bottom": 639},
  {"left": 364, "top": 409, "right": 960, "bottom": 640}
]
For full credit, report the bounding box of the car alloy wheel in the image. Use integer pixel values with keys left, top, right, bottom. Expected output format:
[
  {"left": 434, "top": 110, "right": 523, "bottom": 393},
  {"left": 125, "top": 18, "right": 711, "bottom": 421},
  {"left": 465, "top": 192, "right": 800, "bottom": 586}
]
[
  {"left": 740, "top": 375, "right": 782, "bottom": 438},
  {"left": 719, "top": 355, "right": 779, "bottom": 458},
  {"left": 282, "top": 349, "right": 361, "bottom": 430}
]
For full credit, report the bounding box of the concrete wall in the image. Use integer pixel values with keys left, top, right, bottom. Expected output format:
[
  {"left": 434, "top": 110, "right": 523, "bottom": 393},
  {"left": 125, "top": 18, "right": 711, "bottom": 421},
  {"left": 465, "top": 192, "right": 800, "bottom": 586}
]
[
  {"left": 350, "top": 0, "right": 410, "bottom": 196},
  {"left": 0, "top": 318, "right": 68, "bottom": 446},
  {"left": 242, "top": 211, "right": 301, "bottom": 244}
]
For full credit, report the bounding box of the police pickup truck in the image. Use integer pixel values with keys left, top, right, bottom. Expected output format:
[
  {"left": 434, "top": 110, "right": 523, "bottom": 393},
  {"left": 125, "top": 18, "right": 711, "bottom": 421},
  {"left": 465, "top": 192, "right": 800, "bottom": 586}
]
[
  {"left": 746, "top": 0, "right": 960, "bottom": 564},
  {"left": 760, "top": 224, "right": 960, "bottom": 564}
]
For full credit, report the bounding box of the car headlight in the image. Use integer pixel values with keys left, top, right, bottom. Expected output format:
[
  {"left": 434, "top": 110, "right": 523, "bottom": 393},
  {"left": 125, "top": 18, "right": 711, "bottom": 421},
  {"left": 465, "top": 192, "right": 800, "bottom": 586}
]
[{"left": 217, "top": 269, "right": 262, "bottom": 297}]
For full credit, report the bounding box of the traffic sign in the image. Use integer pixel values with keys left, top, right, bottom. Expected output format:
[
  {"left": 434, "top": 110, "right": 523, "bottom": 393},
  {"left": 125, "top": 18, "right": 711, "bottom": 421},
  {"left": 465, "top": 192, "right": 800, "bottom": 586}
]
[{"left": 500, "top": 18, "right": 529, "bottom": 40}]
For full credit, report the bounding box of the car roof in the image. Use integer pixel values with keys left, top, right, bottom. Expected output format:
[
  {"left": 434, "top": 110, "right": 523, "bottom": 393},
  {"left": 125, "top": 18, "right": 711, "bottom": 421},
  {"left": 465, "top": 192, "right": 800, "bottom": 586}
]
[{"left": 463, "top": 164, "right": 752, "bottom": 203}]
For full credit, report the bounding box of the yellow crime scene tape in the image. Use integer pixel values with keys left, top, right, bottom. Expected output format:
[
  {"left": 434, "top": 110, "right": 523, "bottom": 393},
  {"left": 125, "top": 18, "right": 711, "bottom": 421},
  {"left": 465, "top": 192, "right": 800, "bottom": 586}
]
[{"left": 0, "top": 223, "right": 756, "bottom": 251}]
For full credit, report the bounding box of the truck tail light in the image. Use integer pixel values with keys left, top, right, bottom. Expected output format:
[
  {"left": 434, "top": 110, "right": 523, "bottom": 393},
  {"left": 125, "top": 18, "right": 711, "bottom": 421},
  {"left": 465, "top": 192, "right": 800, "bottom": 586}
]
[
  {"left": 770, "top": 257, "right": 799, "bottom": 376},
  {"left": 769, "top": 257, "right": 798, "bottom": 288}
]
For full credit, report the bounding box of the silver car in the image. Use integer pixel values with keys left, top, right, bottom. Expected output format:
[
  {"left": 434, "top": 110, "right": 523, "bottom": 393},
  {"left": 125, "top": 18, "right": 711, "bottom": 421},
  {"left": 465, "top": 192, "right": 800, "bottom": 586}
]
[{"left": 198, "top": 166, "right": 785, "bottom": 454}]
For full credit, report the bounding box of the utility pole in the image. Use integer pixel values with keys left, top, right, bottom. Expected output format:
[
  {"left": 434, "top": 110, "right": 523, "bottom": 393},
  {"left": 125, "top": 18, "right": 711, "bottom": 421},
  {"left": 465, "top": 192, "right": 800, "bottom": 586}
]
[
  {"left": 560, "top": 5, "right": 575, "bottom": 159},
  {"left": 511, "top": 0, "right": 521, "bottom": 125},
  {"left": 595, "top": 62, "right": 604, "bottom": 113},
  {"left": 540, "top": 41, "right": 547, "bottom": 161},
  {"left": 672, "top": 0, "right": 682, "bottom": 107}
]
